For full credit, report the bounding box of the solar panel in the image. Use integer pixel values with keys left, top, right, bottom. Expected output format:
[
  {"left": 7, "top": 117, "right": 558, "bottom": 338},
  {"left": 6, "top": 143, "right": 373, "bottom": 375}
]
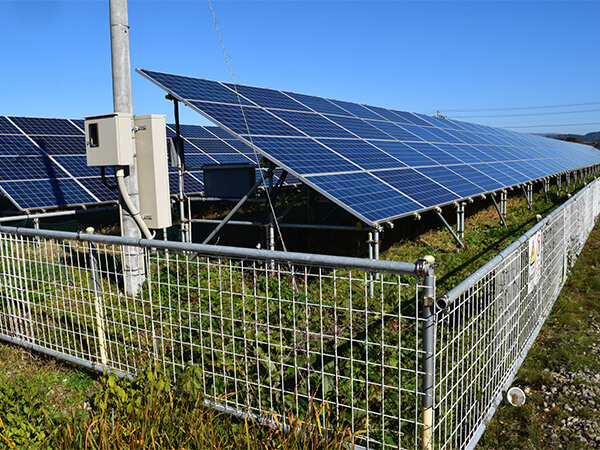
[
  {"left": 0, "top": 116, "right": 109, "bottom": 210},
  {"left": 138, "top": 68, "right": 600, "bottom": 225},
  {"left": 0, "top": 116, "right": 263, "bottom": 211}
]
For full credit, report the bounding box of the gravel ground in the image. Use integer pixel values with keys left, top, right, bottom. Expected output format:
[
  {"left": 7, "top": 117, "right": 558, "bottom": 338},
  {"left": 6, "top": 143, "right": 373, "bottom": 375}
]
[
  {"left": 539, "top": 365, "right": 600, "bottom": 447},
  {"left": 521, "top": 315, "right": 600, "bottom": 449}
]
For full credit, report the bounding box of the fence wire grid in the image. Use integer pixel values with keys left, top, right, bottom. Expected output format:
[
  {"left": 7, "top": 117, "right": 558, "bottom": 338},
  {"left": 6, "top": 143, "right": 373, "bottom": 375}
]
[
  {"left": 0, "top": 228, "right": 430, "bottom": 449},
  {"left": 0, "top": 173, "right": 599, "bottom": 449},
  {"left": 436, "top": 176, "right": 600, "bottom": 449}
]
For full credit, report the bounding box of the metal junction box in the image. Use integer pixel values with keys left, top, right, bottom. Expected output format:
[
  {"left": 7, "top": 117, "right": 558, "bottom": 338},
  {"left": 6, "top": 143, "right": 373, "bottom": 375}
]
[
  {"left": 84, "top": 113, "right": 134, "bottom": 166},
  {"left": 203, "top": 164, "right": 257, "bottom": 198},
  {"left": 134, "top": 114, "right": 172, "bottom": 229}
]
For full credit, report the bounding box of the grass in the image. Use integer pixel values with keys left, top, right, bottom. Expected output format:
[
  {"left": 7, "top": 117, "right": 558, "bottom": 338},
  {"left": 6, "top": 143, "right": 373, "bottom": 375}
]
[
  {"left": 0, "top": 347, "right": 358, "bottom": 449},
  {"left": 383, "top": 183, "right": 569, "bottom": 292},
  {"left": 477, "top": 212, "right": 600, "bottom": 449},
  {"left": 0, "top": 177, "right": 596, "bottom": 448}
]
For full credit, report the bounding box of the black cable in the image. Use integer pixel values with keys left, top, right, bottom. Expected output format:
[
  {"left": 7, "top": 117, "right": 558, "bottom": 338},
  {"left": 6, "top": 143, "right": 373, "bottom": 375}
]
[
  {"left": 500, "top": 121, "right": 600, "bottom": 129},
  {"left": 101, "top": 166, "right": 118, "bottom": 190},
  {"left": 452, "top": 108, "right": 600, "bottom": 119},
  {"left": 443, "top": 101, "right": 600, "bottom": 113}
]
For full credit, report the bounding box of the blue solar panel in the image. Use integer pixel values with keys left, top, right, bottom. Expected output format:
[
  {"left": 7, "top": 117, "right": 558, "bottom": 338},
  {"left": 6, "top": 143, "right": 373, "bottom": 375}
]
[
  {"left": 3, "top": 178, "right": 97, "bottom": 210},
  {"left": 0, "top": 117, "right": 20, "bottom": 134},
  {"left": 271, "top": 109, "right": 355, "bottom": 138},
  {"left": 283, "top": 91, "right": 352, "bottom": 116},
  {"left": 0, "top": 135, "right": 44, "bottom": 156},
  {"left": 189, "top": 101, "right": 301, "bottom": 137},
  {"left": 305, "top": 171, "right": 422, "bottom": 223},
  {"left": 11, "top": 117, "right": 81, "bottom": 136},
  {"left": 366, "top": 120, "right": 424, "bottom": 142},
  {"left": 0, "top": 116, "right": 266, "bottom": 211},
  {"left": 31, "top": 135, "right": 86, "bottom": 155},
  {"left": 328, "top": 99, "right": 384, "bottom": 120},
  {"left": 138, "top": 69, "right": 600, "bottom": 225},
  {"left": 417, "top": 166, "right": 483, "bottom": 198},
  {"left": 372, "top": 141, "right": 437, "bottom": 167},
  {"left": 224, "top": 83, "right": 310, "bottom": 112},
  {"left": 250, "top": 136, "right": 360, "bottom": 174},
  {"left": 448, "top": 165, "right": 505, "bottom": 192},
  {"left": 325, "top": 115, "right": 393, "bottom": 140},
  {"left": 375, "top": 168, "right": 460, "bottom": 208},
  {"left": 317, "top": 139, "right": 406, "bottom": 170},
  {"left": 408, "top": 142, "right": 462, "bottom": 165}
]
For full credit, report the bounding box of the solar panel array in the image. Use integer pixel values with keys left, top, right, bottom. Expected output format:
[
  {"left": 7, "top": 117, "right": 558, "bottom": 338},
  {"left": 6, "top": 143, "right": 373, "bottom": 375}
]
[
  {"left": 138, "top": 68, "right": 600, "bottom": 225},
  {"left": 0, "top": 116, "right": 262, "bottom": 211},
  {"left": 0, "top": 116, "right": 114, "bottom": 210}
]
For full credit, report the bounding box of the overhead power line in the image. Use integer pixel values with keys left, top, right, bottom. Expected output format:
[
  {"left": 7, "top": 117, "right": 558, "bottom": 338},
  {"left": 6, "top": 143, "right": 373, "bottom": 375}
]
[
  {"left": 501, "top": 122, "right": 600, "bottom": 129},
  {"left": 452, "top": 108, "right": 600, "bottom": 119},
  {"left": 443, "top": 101, "right": 600, "bottom": 113}
]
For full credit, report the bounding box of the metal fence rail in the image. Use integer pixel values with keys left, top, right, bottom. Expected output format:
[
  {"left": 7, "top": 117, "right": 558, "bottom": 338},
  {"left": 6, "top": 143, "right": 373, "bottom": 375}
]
[
  {"left": 0, "top": 176, "right": 598, "bottom": 449},
  {"left": 436, "top": 176, "right": 600, "bottom": 449},
  {"left": 0, "top": 226, "right": 432, "bottom": 449}
]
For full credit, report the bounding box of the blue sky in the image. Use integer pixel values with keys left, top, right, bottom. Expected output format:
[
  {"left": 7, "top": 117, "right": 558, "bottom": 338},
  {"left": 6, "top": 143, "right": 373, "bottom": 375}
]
[{"left": 1, "top": 0, "right": 599, "bottom": 135}]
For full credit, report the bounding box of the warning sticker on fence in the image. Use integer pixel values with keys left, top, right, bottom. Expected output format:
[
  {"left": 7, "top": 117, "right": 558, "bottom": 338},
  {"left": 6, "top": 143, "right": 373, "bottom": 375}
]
[{"left": 528, "top": 230, "right": 542, "bottom": 293}]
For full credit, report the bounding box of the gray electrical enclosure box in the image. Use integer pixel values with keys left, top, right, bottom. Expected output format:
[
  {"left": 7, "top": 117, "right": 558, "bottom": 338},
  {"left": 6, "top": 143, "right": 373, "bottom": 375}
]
[
  {"left": 134, "top": 114, "right": 172, "bottom": 229},
  {"left": 203, "top": 164, "right": 256, "bottom": 198},
  {"left": 84, "top": 113, "right": 134, "bottom": 166}
]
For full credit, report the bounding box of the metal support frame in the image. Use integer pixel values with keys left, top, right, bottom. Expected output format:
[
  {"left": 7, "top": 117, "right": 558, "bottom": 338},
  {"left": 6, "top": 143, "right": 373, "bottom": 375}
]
[
  {"left": 192, "top": 218, "right": 365, "bottom": 232},
  {"left": 557, "top": 174, "right": 562, "bottom": 196},
  {"left": 168, "top": 97, "right": 189, "bottom": 244},
  {"left": 566, "top": 172, "right": 571, "bottom": 192},
  {"left": 418, "top": 256, "right": 436, "bottom": 450},
  {"left": 455, "top": 202, "right": 466, "bottom": 239},
  {"left": 522, "top": 184, "right": 532, "bottom": 209},
  {"left": 500, "top": 190, "right": 507, "bottom": 219},
  {"left": 202, "top": 174, "right": 266, "bottom": 245},
  {"left": 435, "top": 207, "right": 464, "bottom": 248},
  {"left": 491, "top": 193, "right": 507, "bottom": 228},
  {"left": 543, "top": 178, "right": 550, "bottom": 201},
  {"left": 367, "top": 227, "right": 382, "bottom": 297}
]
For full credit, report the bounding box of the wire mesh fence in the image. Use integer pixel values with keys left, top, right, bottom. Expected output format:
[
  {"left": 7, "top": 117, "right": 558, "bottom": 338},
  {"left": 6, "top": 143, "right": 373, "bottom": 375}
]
[
  {"left": 0, "top": 173, "right": 599, "bottom": 449},
  {"left": 436, "top": 176, "right": 600, "bottom": 449},
  {"left": 0, "top": 227, "right": 430, "bottom": 449}
]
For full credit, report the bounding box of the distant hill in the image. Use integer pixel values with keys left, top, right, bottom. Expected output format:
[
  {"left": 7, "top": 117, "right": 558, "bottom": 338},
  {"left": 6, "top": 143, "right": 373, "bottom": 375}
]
[{"left": 544, "top": 131, "right": 600, "bottom": 150}]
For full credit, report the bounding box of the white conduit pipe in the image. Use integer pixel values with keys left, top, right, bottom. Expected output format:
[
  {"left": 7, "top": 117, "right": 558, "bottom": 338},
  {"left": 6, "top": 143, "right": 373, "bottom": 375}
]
[{"left": 114, "top": 167, "right": 154, "bottom": 240}]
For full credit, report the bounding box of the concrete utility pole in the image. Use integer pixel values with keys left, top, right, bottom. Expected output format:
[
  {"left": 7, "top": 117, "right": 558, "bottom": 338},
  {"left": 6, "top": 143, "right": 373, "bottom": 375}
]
[{"left": 109, "top": 0, "right": 144, "bottom": 294}]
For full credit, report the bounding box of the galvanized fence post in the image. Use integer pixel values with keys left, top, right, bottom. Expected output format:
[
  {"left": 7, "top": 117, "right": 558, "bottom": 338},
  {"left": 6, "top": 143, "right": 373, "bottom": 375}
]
[
  {"left": 418, "top": 255, "right": 436, "bottom": 450},
  {"left": 87, "top": 227, "right": 108, "bottom": 365}
]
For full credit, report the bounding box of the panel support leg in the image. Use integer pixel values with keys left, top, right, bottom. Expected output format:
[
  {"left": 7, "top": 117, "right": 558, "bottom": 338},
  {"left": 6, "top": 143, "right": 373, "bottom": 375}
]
[
  {"left": 501, "top": 190, "right": 507, "bottom": 220},
  {"left": 491, "top": 193, "right": 507, "bottom": 228},
  {"left": 543, "top": 179, "right": 549, "bottom": 202},
  {"left": 557, "top": 175, "right": 561, "bottom": 197},
  {"left": 455, "top": 202, "right": 465, "bottom": 239},
  {"left": 435, "top": 207, "right": 464, "bottom": 248},
  {"left": 521, "top": 184, "right": 531, "bottom": 209}
]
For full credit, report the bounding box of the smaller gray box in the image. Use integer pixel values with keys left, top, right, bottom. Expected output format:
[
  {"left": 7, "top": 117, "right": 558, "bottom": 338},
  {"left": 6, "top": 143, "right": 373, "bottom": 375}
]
[
  {"left": 84, "top": 113, "right": 134, "bottom": 166},
  {"left": 203, "top": 164, "right": 256, "bottom": 198}
]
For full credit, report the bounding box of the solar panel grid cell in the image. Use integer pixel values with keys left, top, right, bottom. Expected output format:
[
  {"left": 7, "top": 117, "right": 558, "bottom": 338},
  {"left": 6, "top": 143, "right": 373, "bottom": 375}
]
[
  {"left": 317, "top": 138, "right": 407, "bottom": 170},
  {"left": 326, "top": 115, "right": 393, "bottom": 140},
  {"left": 374, "top": 168, "right": 459, "bottom": 207},
  {"left": 306, "top": 171, "right": 423, "bottom": 223},
  {"left": 226, "top": 83, "right": 310, "bottom": 112},
  {"left": 417, "top": 165, "right": 483, "bottom": 198},
  {"left": 11, "top": 117, "right": 81, "bottom": 136}
]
